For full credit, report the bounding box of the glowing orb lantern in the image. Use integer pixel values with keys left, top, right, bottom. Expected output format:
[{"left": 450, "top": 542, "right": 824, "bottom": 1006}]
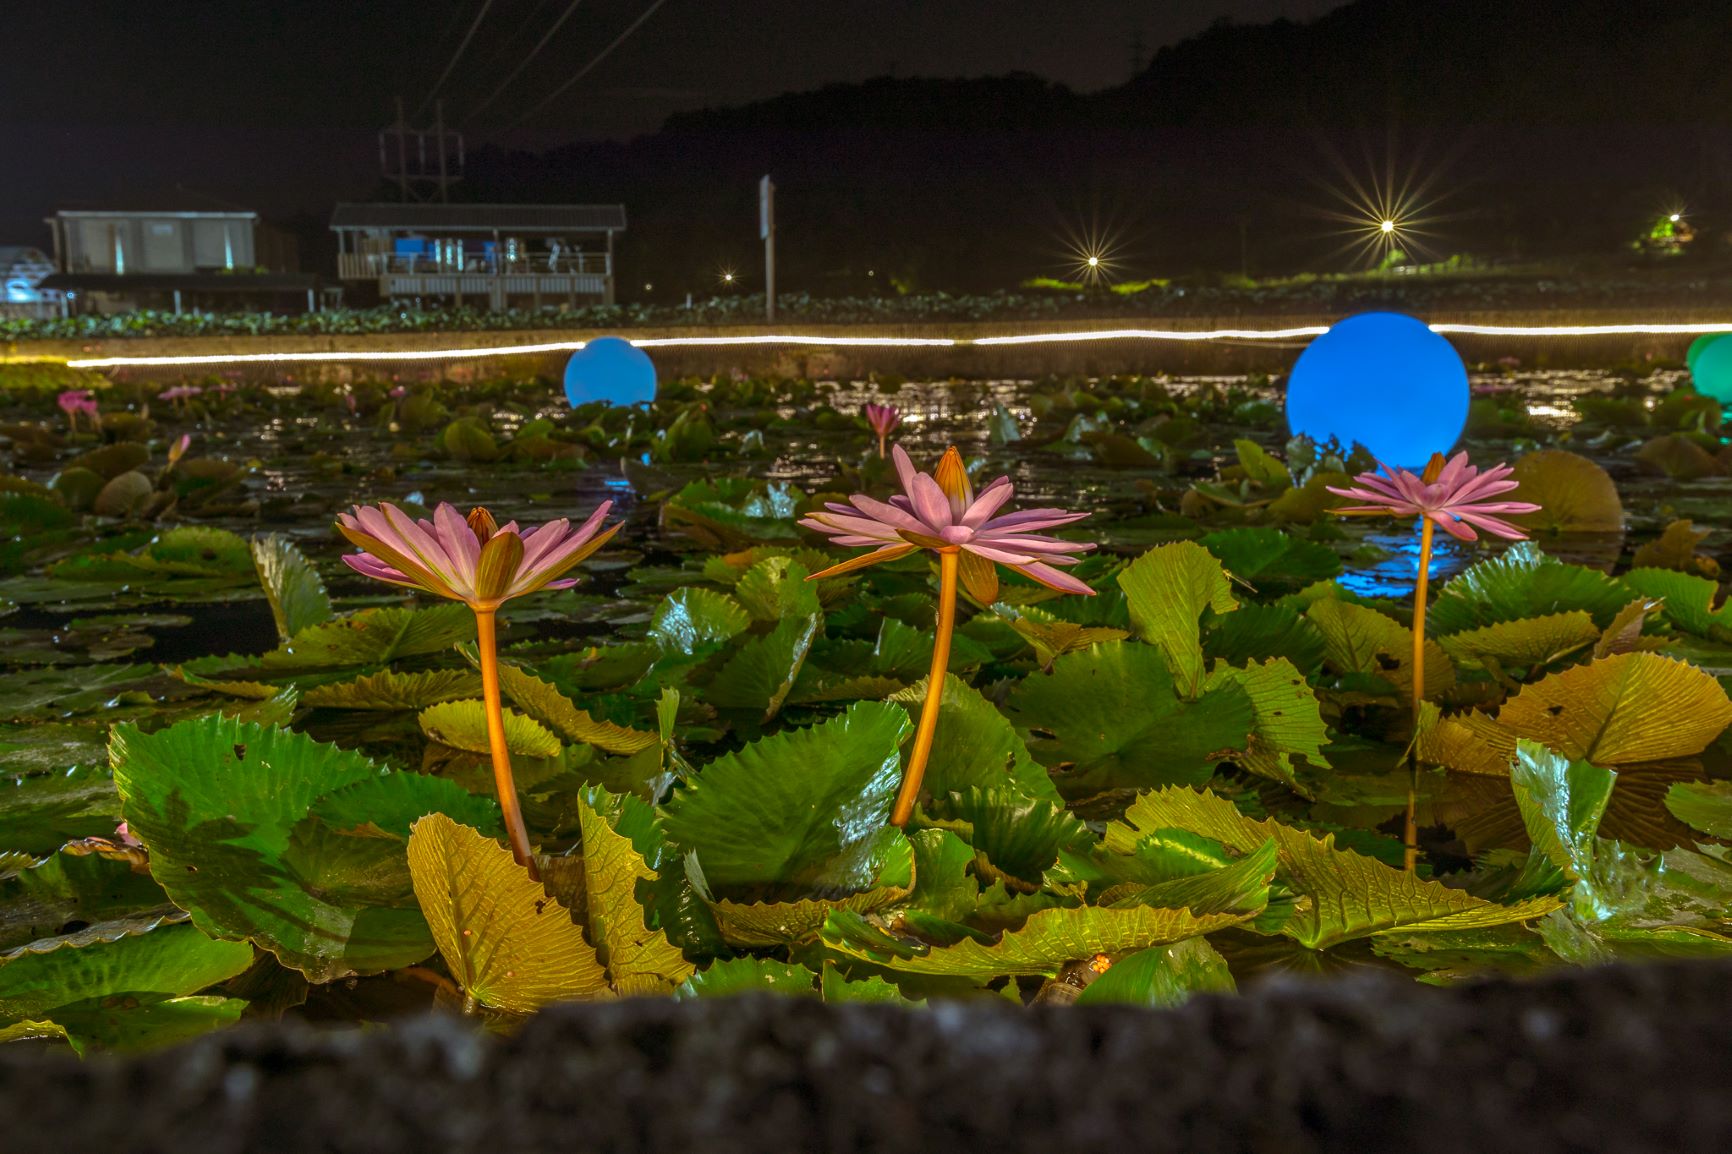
[
  {"left": 1284, "top": 311, "right": 1468, "bottom": 467},
  {"left": 1691, "top": 335, "right": 1732, "bottom": 404},
  {"left": 1687, "top": 333, "right": 1729, "bottom": 373},
  {"left": 563, "top": 337, "right": 656, "bottom": 407}
]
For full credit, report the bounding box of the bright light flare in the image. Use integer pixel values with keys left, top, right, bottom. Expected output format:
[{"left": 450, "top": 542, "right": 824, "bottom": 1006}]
[{"left": 1310, "top": 140, "right": 1458, "bottom": 269}]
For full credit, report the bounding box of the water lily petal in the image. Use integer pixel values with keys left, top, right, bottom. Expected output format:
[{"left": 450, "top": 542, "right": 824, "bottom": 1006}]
[
  {"left": 1007, "top": 560, "right": 1096, "bottom": 596},
  {"left": 806, "top": 543, "right": 919, "bottom": 580}
]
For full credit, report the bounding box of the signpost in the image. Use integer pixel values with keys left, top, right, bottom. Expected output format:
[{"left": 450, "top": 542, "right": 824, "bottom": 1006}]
[{"left": 760, "top": 174, "right": 775, "bottom": 323}]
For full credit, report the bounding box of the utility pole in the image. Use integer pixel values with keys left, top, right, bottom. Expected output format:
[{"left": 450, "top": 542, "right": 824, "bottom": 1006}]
[
  {"left": 435, "top": 100, "right": 450, "bottom": 204},
  {"left": 393, "top": 97, "right": 409, "bottom": 201},
  {"left": 760, "top": 175, "right": 776, "bottom": 323}
]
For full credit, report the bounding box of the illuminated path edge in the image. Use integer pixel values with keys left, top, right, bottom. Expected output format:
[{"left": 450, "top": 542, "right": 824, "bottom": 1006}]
[{"left": 41, "top": 320, "right": 1732, "bottom": 369}]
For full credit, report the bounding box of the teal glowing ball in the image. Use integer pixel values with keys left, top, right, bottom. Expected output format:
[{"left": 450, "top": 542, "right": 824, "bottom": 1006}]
[
  {"left": 1688, "top": 332, "right": 1730, "bottom": 373},
  {"left": 1285, "top": 311, "right": 1468, "bottom": 467},
  {"left": 563, "top": 337, "right": 656, "bottom": 407},
  {"left": 1692, "top": 335, "right": 1732, "bottom": 404}
]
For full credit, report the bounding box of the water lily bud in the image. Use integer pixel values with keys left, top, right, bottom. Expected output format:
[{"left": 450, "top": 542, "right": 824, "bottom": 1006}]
[{"left": 467, "top": 506, "right": 498, "bottom": 543}]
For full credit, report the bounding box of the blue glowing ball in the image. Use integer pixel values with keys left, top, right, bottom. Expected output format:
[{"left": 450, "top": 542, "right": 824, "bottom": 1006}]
[
  {"left": 1688, "top": 333, "right": 1730, "bottom": 373},
  {"left": 1692, "top": 334, "right": 1732, "bottom": 404},
  {"left": 1285, "top": 311, "right": 1468, "bottom": 467},
  {"left": 563, "top": 337, "right": 656, "bottom": 407}
]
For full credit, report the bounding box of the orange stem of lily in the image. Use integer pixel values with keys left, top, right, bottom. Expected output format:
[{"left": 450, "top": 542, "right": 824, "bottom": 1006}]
[
  {"left": 475, "top": 607, "right": 538, "bottom": 878},
  {"left": 892, "top": 548, "right": 959, "bottom": 827},
  {"left": 1405, "top": 517, "right": 1435, "bottom": 874},
  {"left": 876, "top": 433, "right": 887, "bottom": 459}
]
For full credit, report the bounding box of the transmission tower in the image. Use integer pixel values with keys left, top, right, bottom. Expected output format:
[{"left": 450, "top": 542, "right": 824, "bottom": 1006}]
[{"left": 379, "top": 96, "right": 465, "bottom": 203}]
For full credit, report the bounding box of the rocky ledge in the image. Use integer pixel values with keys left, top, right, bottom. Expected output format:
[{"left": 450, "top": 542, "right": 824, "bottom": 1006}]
[{"left": 5, "top": 959, "right": 1731, "bottom": 1153}]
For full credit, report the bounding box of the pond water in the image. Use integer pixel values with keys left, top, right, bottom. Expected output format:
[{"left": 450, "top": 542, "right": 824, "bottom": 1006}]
[{"left": 0, "top": 367, "right": 1712, "bottom": 679}]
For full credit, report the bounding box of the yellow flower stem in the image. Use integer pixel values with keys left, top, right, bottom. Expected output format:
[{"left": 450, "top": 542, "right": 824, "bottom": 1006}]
[
  {"left": 1405, "top": 517, "right": 1436, "bottom": 874},
  {"left": 877, "top": 433, "right": 887, "bottom": 459},
  {"left": 892, "top": 548, "right": 959, "bottom": 828},
  {"left": 474, "top": 607, "right": 538, "bottom": 879}
]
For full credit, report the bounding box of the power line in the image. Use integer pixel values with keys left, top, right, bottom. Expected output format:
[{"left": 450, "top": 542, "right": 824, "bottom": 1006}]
[
  {"left": 510, "top": 0, "right": 671, "bottom": 128},
  {"left": 467, "top": 0, "right": 558, "bottom": 77},
  {"left": 416, "top": 0, "right": 496, "bottom": 119},
  {"left": 461, "top": 0, "right": 587, "bottom": 126}
]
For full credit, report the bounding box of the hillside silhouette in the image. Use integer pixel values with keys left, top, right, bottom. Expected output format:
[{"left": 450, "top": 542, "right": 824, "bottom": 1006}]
[{"left": 464, "top": 0, "right": 1732, "bottom": 297}]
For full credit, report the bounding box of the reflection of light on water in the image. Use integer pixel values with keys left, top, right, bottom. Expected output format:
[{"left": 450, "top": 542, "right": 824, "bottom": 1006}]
[
  {"left": 1337, "top": 525, "right": 1469, "bottom": 600},
  {"left": 1525, "top": 403, "right": 1576, "bottom": 422}
]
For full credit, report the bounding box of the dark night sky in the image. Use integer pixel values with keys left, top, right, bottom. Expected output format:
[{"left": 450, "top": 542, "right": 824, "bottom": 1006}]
[{"left": 1, "top": 1, "right": 1345, "bottom": 240}]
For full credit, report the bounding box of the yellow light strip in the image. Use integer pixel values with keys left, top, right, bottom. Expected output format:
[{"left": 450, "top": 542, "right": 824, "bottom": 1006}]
[
  {"left": 54, "top": 319, "right": 1732, "bottom": 369},
  {"left": 1430, "top": 322, "right": 1732, "bottom": 337},
  {"left": 632, "top": 334, "right": 957, "bottom": 348},
  {"left": 971, "top": 326, "right": 1329, "bottom": 345}
]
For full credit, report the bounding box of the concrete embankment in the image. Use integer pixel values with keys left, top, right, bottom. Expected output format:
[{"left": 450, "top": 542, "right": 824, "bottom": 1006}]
[{"left": 5, "top": 307, "right": 1722, "bottom": 383}]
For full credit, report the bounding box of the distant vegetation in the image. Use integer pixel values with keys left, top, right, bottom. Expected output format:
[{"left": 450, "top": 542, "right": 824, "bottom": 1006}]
[{"left": 9, "top": 266, "right": 1732, "bottom": 341}]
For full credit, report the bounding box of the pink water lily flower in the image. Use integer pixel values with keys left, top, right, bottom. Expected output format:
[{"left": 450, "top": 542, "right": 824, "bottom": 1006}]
[
  {"left": 57, "top": 389, "right": 97, "bottom": 417},
  {"left": 1327, "top": 452, "right": 1540, "bottom": 543},
  {"left": 802, "top": 444, "right": 1095, "bottom": 598},
  {"left": 337, "top": 501, "right": 619, "bottom": 610},
  {"left": 863, "top": 402, "right": 900, "bottom": 457},
  {"left": 158, "top": 386, "right": 203, "bottom": 402}
]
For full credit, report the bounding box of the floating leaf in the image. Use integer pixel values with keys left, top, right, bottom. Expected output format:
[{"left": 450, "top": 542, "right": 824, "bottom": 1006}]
[
  {"left": 419, "top": 700, "right": 562, "bottom": 759},
  {"left": 0, "top": 761, "right": 122, "bottom": 854},
  {"left": 251, "top": 534, "right": 332, "bottom": 641},
  {"left": 1496, "top": 653, "right": 1732, "bottom": 765},
  {"left": 705, "top": 612, "right": 820, "bottom": 721},
  {"left": 699, "top": 838, "right": 913, "bottom": 949},
  {"left": 48, "top": 993, "right": 248, "bottom": 1053},
  {"left": 660, "top": 701, "right": 910, "bottom": 894},
  {"left": 1200, "top": 527, "right": 1342, "bottom": 596},
  {"left": 302, "top": 668, "right": 483, "bottom": 710},
  {"left": 1004, "top": 641, "right": 1254, "bottom": 796},
  {"left": 1306, "top": 598, "right": 1454, "bottom": 698},
  {"left": 1435, "top": 612, "right": 1600, "bottom": 671},
  {"left": 992, "top": 604, "right": 1128, "bottom": 670},
  {"left": 648, "top": 587, "right": 752, "bottom": 654},
  {"left": 677, "top": 957, "right": 818, "bottom": 998},
  {"left": 1510, "top": 741, "right": 1615, "bottom": 880},
  {"left": 1205, "top": 657, "right": 1330, "bottom": 791},
  {"left": 1630, "top": 521, "right": 1718, "bottom": 578},
  {"left": 493, "top": 661, "right": 657, "bottom": 755},
  {"left": 573, "top": 798, "right": 693, "bottom": 995},
  {"left": 0, "top": 914, "right": 251, "bottom": 1046},
  {"left": 1204, "top": 602, "right": 1328, "bottom": 674},
  {"left": 885, "top": 675, "right": 1060, "bottom": 804},
  {"left": 1426, "top": 543, "right": 1633, "bottom": 635},
  {"left": 1503, "top": 450, "right": 1624, "bottom": 533},
  {"left": 407, "top": 813, "right": 609, "bottom": 1013},
  {"left": 1116, "top": 788, "right": 1559, "bottom": 950},
  {"left": 250, "top": 604, "right": 475, "bottom": 672},
  {"left": 824, "top": 904, "right": 1245, "bottom": 979},
  {"left": 1073, "top": 937, "right": 1236, "bottom": 1007},
  {"left": 1621, "top": 568, "right": 1732, "bottom": 642},
  {"left": 926, "top": 786, "right": 1091, "bottom": 887},
  {"left": 111, "top": 716, "right": 476, "bottom": 980},
  {"left": 732, "top": 556, "right": 821, "bottom": 621},
  {"left": 1099, "top": 838, "right": 1277, "bottom": 918},
  {"left": 1117, "top": 542, "right": 1238, "bottom": 697},
  {"left": 0, "top": 851, "right": 171, "bottom": 951},
  {"left": 1665, "top": 780, "right": 1732, "bottom": 839}
]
